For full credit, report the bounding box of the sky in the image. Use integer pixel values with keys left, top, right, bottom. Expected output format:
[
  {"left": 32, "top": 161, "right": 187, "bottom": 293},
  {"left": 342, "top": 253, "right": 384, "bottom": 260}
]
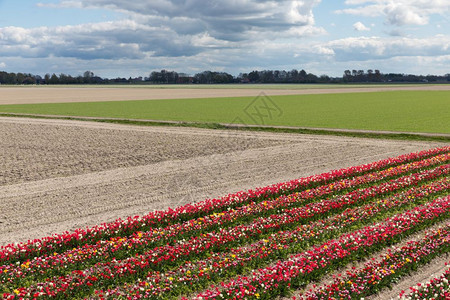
[{"left": 0, "top": 0, "right": 449, "bottom": 78}]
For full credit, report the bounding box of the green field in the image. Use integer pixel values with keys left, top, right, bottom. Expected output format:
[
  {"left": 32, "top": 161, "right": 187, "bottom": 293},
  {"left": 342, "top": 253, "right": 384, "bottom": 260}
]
[{"left": 0, "top": 90, "right": 449, "bottom": 134}]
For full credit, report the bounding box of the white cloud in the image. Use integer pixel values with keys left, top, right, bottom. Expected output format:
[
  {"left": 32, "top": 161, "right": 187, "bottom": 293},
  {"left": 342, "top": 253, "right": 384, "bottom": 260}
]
[
  {"left": 336, "top": 0, "right": 450, "bottom": 26},
  {"left": 1, "top": 0, "right": 449, "bottom": 78},
  {"left": 314, "top": 46, "right": 335, "bottom": 55},
  {"left": 0, "top": 1, "right": 330, "bottom": 77},
  {"left": 1, "top": 1, "right": 326, "bottom": 61},
  {"left": 0, "top": 20, "right": 212, "bottom": 59},
  {"left": 0, "top": 62, "right": 6, "bottom": 68},
  {"left": 383, "top": 4, "right": 428, "bottom": 26},
  {"left": 326, "top": 35, "right": 450, "bottom": 61},
  {"left": 45, "top": 0, "right": 323, "bottom": 42},
  {"left": 285, "top": 25, "right": 327, "bottom": 38},
  {"left": 353, "top": 22, "right": 371, "bottom": 31},
  {"left": 190, "top": 33, "right": 230, "bottom": 48}
]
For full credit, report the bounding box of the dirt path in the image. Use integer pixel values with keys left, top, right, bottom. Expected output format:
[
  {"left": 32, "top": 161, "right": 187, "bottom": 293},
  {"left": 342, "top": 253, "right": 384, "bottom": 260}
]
[
  {"left": 0, "top": 117, "right": 446, "bottom": 245},
  {"left": 0, "top": 85, "right": 448, "bottom": 105}
]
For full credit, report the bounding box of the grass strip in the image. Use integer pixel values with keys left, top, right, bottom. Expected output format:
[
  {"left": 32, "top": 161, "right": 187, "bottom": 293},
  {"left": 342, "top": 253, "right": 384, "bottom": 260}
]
[{"left": 1, "top": 113, "right": 449, "bottom": 142}]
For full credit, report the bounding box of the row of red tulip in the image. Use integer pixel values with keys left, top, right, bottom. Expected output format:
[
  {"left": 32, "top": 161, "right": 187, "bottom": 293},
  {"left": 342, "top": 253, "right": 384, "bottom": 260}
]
[
  {"left": 92, "top": 178, "right": 449, "bottom": 299},
  {"left": 2, "top": 147, "right": 448, "bottom": 265},
  {"left": 191, "top": 195, "right": 450, "bottom": 300},
  {"left": 301, "top": 224, "right": 450, "bottom": 299},
  {"left": 1, "top": 163, "right": 447, "bottom": 295}
]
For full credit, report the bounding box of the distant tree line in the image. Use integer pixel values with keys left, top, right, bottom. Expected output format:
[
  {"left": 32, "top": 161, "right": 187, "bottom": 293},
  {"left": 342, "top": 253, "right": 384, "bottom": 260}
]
[
  {"left": 1, "top": 69, "right": 449, "bottom": 85},
  {"left": 342, "top": 69, "right": 450, "bottom": 83},
  {"left": 0, "top": 71, "right": 105, "bottom": 85},
  {"left": 148, "top": 70, "right": 234, "bottom": 84},
  {"left": 238, "top": 69, "right": 333, "bottom": 83}
]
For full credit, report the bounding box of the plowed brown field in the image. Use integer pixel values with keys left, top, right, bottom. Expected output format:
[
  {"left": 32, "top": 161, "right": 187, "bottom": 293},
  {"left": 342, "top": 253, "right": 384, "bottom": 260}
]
[{"left": 0, "top": 116, "right": 445, "bottom": 245}]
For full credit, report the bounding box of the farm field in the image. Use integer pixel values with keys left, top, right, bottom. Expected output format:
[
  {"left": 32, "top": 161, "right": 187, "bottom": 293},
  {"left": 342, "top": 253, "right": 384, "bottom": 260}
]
[
  {"left": 0, "top": 89, "right": 449, "bottom": 134},
  {"left": 0, "top": 128, "right": 449, "bottom": 299},
  {"left": 1, "top": 117, "right": 445, "bottom": 245},
  {"left": 3, "top": 0, "right": 450, "bottom": 298},
  {"left": 0, "top": 85, "right": 449, "bottom": 299}
]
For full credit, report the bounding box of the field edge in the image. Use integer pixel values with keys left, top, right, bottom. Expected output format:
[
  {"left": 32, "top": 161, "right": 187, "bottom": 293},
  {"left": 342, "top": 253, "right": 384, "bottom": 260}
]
[{"left": 1, "top": 112, "right": 449, "bottom": 142}]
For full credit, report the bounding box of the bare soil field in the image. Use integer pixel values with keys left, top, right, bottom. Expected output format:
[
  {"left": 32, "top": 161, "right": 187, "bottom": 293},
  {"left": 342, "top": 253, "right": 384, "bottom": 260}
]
[
  {"left": 0, "top": 116, "right": 446, "bottom": 246},
  {"left": 0, "top": 84, "right": 449, "bottom": 104}
]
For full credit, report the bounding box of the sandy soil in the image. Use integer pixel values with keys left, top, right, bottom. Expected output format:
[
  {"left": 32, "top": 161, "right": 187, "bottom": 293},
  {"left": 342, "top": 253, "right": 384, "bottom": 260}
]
[
  {"left": 0, "top": 85, "right": 449, "bottom": 105},
  {"left": 0, "top": 116, "right": 446, "bottom": 245}
]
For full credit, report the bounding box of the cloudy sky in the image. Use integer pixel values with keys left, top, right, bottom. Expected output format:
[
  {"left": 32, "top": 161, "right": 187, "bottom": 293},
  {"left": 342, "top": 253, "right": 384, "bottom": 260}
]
[{"left": 0, "top": 0, "right": 449, "bottom": 78}]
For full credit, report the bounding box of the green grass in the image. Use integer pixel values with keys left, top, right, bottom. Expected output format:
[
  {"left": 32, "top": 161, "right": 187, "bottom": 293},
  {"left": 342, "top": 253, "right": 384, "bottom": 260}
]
[{"left": 0, "top": 90, "right": 449, "bottom": 134}]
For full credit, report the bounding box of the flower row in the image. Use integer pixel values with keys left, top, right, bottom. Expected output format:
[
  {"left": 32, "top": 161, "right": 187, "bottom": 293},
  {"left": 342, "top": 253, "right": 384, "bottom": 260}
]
[
  {"left": 191, "top": 195, "right": 450, "bottom": 300},
  {"left": 1, "top": 163, "right": 447, "bottom": 294},
  {"left": 399, "top": 263, "right": 450, "bottom": 299},
  {"left": 2, "top": 166, "right": 449, "bottom": 296},
  {"left": 300, "top": 224, "right": 450, "bottom": 299},
  {"left": 92, "top": 178, "right": 450, "bottom": 299},
  {"left": 2, "top": 147, "right": 448, "bottom": 264}
]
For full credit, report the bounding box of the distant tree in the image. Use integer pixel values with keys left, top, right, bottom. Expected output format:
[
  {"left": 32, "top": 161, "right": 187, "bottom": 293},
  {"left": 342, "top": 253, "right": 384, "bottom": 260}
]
[
  {"left": 343, "top": 70, "right": 352, "bottom": 82},
  {"left": 247, "top": 71, "right": 260, "bottom": 83},
  {"left": 148, "top": 70, "right": 179, "bottom": 84},
  {"left": 44, "top": 73, "right": 51, "bottom": 84},
  {"left": 83, "top": 71, "right": 94, "bottom": 84},
  {"left": 367, "top": 69, "right": 374, "bottom": 81},
  {"left": 59, "top": 73, "right": 68, "bottom": 84},
  {"left": 16, "top": 73, "right": 26, "bottom": 84},
  {"left": 305, "top": 72, "right": 319, "bottom": 83},
  {"left": 83, "top": 71, "right": 94, "bottom": 78},
  {"left": 356, "top": 70, "right": 365, "bottom": 82},
  {"left": 374, "top": 70, "right": 382, "bottom": 82},
  {"left": 319, "top": 75, "right": 330, "bottom": 83},
  {"left": 193, "top": 71, "right": 234, "bottom": 84},
  {"left": 260, "top": 70, "right": 274, "bottom": 83},
  {"left": 299, "top": 69, "right": 307, "bottom": 82},
  {"left": 49, "top": 73, "right": 59, "bottom": 84}
]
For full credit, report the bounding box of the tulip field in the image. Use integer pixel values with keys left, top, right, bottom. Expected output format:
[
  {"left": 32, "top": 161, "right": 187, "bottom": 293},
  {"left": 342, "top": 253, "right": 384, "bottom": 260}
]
[{"left": 1, "top": 146, "right": 449, "bottom": 299}]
